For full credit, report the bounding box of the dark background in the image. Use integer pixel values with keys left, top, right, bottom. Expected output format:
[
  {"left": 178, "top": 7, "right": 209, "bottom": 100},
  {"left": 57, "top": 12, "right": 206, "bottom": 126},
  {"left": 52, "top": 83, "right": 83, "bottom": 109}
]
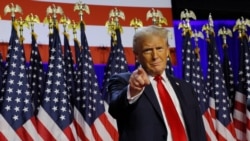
[{"left": 172, "top": 0, "right": 250, "bottom": 20}]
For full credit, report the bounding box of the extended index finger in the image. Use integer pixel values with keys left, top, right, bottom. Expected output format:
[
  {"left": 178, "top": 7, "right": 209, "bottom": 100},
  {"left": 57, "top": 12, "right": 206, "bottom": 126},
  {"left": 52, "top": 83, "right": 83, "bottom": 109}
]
[{"left": 136, "top": 67, "right": 150, "bottom": 85}]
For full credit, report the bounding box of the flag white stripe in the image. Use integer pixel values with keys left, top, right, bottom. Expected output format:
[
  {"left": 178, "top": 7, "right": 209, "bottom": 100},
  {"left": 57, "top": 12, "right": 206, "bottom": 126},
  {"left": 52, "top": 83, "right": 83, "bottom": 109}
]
[
  {"left": 74, "top": 107, "right": 95, "bottom": 141},
  {"left": 216, "top": 119, "right": 236, "bottom": 141},
  {"left": 0, "top": 20, "right": 175, "bottom": 48},
  {"left": 233, "top": 109, "right": 246, "bottom": 122},
  {"left": 34, "top": 0, "right": 172, "bottom": 8},
  {"left": 94, "top": 117, "right": 113, "bottom": 140},
  {"left": 202, "top": 116, "right": 217, "bottom": 141},
  {"left": 23, "top": 119, "right": 44, "bottom": 141},
  {"left": 69, "top": 123, "right": 79, "bottom": 141},
  {"left": 37, "top": 107, "right": 69, "bottom": 141},
  {"left": 0, "top": 114, "right": 22, "bottom": 141},
  {"left": 234, "top": 91, "right": 246, "bottom": 103},
  {"left": 209, "top": 97, "right": 216, "bottom": 110},
  {"left": 104, "top": 103, "right": 118, "bottom": 131},
  {"left": 235, "top": 128, "right": 246, "bottom": 141}
]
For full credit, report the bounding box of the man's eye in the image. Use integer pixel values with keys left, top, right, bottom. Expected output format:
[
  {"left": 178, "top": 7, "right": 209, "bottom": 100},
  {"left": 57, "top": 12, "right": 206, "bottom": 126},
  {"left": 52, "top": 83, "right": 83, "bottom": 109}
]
[
  {"left": 156, "top": 47, "right": 164, "bottom": 51},
  {"left": 143, "top": 49, "right": 152, "bottom": 54}
]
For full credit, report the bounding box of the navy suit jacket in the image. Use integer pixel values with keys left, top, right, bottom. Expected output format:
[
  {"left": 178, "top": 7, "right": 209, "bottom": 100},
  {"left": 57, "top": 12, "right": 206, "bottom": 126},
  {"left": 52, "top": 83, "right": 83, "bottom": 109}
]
[{"left": 108, "top": 72, "right": 206, "bottom": 141}]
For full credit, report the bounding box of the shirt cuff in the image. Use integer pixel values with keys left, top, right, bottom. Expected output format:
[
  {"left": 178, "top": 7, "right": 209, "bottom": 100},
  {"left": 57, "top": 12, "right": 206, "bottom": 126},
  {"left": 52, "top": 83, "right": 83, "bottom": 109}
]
[{"left": 127, "top": 85, "right": 144, "bottom": 104}]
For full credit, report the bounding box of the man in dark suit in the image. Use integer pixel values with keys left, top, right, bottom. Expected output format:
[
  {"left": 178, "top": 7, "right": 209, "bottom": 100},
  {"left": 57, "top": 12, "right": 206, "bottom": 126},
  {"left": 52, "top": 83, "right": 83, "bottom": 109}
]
[{"left": 108, "top": 25, "right": 206, "bottom": 141}]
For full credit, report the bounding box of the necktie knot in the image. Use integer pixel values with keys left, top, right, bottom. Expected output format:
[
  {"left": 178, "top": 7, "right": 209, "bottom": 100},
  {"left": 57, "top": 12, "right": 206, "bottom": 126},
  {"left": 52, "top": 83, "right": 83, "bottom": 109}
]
[{"left": 154, "top": 75, "right": 162, "bottom": 82}]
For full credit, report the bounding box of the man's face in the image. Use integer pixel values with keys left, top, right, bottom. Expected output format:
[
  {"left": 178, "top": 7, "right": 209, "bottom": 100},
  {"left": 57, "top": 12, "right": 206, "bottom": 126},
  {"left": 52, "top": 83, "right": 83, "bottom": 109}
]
[{"left": 135, "top": 36, "right": 169, "bottom": 76}]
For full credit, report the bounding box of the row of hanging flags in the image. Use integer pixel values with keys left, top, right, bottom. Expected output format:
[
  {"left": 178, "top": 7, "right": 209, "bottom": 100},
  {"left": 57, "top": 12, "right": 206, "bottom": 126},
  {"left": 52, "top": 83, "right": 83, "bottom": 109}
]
[
  {"left": 179, "top": 10, "right": 250, "bottom": 140},
  {"left": 1, "top": 0, "right": 250, "bottom": 141},
  {"left": 0, "top": 0, "right": 173, "bottom": 141}
]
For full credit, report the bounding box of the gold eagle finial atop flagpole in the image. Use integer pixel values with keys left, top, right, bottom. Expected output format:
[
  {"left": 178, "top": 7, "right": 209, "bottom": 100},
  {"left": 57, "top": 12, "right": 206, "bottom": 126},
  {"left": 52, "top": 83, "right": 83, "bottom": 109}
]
[
  {"left": 191, "top": 29, "right": 204, "bottom": 60},
  {"left": 69, "top": 20, "right": 80, "bottom": 40},
  {"left": 16, "top": 17, "right": 29, "bottom": 44},
  {"left": 43, "top": 15, "right": 54, "bottom": 34},
  {"left": 4, "top": 3, "right": 22, "bottom": 21},
  {"left": 202, "top": 13, "right": 215, "bottom": 40},
  {"left": 130, "top": 17, "right": 143, "bottom": 32},
  {"left": 60, "top": 15, "right": 71, "bottom": 33},
  {"left": 74, "top": 0, "right": 90, "bottom": 22},
  {"left": 191, "top": 29, "right": 204, "bottom": 47},
  {"left": 178, "top": 9, "right": 196, "bottom": 36},
  {"left": 233, "top": 17, "right": 250, "bottom": 38},
  {"left": 105, "top": 17, "right": 117, "bottom": 45},
  {"left": 109, "top": 7, "right": 125, "bottom": 28},
  {"left": 105, "top": 7, "right": 125, "bottom": 45},
  {"left": 25, "top": 13, "right": 40, "bottom": 33},
  {"left": 218, "top": 26, "right": 232, "bottom": 48},
  {"left": 146, "top": 8, "right": 167, "bottom": 27},
  {"left": 46, "top": 4, "right": 64, "bottom": 27}
]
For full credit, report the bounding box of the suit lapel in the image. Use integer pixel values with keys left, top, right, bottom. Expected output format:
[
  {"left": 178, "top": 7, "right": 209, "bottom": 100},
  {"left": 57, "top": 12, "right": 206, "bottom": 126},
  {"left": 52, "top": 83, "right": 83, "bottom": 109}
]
[
  {"left": 144, "top": 84, "right": 165, "bottom": 122},
  {"left": 166, "top": 74, "right": 185, "bottom": 105}
]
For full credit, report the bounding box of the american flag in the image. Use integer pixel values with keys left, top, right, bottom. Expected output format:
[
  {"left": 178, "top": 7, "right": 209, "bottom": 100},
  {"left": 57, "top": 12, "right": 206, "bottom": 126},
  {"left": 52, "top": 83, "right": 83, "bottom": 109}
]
[
  {"left": 193, "top": 48, "right": 217, "bottom": 141},
  {"left": 101, "top": 28, "right": 129, "bottom": 102},
  {"left": 233, "top": 34, "right": 250, "bottom": 140},
  {"left": 101, "top": 28, "right": 128, "bottom": 139},
  {"left": 0, "top": 24, "right": 39, "bottom": 141},
  {"left": 222, "top": 45, "right": 235, "bottom": 112},
  {"left": 206, "top": 32, "right": 237, "bottom": 140},
  {"left": 181, "top": 29, "right": 217, "bottom": 141},
  {"left": 36, "top": 26, "right": 77, "bottom": 141},
  {"left": 181, "top": 31, "right": 193, "bottom": 82},
  {"left": 63, "top": 32, "right": 76, "bottom": 105},
  {"left": 28, "top": 32, "right": 46, "bottom": 115},
  {"left": 73, "top": 21, "right": 118, "bottom": 141}
]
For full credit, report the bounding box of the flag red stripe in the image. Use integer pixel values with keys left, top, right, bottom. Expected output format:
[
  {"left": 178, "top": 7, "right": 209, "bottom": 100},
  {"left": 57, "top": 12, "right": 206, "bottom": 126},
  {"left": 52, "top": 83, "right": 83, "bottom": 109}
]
[
  {"left": 0, "top": 132, "right": 7, "bottom": 141},
  {"left": 234, "top": 118, "right": 246, "bottom": 131},
  {"left": 216, "top": 133, "right": 227, "bottom": 141},
  {"left": 16, "top": 126, "right": 33, "bottom": 141},
  {"left": 205, "top": 132, "right": 212, "bottom": 141},
  {"left": 99, "top": 113, "right": 119, "bottom": 141},
  {"left": 63, "top": 126, "right": 75, "bottom": 141},
  {"left": 30, "top": 116, "right": 37, "bottom": 126},
  {"left": 203, "top": 111, "right": 216, "bottom": 138},
  {"left": 227, "top": 123, "right": 237, "bottom": 138},
  {"left": 247, "top": 115, "right": 250, "bottom": 129},
  {"left": 91, "top": 124, "right": 103, "bottom": 141},
  {"left": 210, "top": 108, "right": 216, "bottom": 120},
  {"left": 37, "top": 120, "right": 56, "bottom": 141},
  {"left": 73, "top": 120, "right": 90, "bottom": 141},
  {"left": 234, "top": 101, "right": 246, "bottom": 112},
  {"left": 204, "top": 112, "right": 216, "bottom": 132}
]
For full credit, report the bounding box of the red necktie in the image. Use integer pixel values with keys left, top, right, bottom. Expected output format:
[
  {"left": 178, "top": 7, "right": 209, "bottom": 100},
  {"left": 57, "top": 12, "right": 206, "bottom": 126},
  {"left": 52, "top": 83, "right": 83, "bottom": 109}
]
[{"left": 154, "top": 75, "right": 188, "bottom": 141}]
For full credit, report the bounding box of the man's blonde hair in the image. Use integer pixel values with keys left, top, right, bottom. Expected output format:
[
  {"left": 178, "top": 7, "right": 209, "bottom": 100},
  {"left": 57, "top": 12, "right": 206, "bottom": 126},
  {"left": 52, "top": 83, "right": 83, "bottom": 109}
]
[{"left": 132, "top": 25, "right": 169, "bottom": 53}]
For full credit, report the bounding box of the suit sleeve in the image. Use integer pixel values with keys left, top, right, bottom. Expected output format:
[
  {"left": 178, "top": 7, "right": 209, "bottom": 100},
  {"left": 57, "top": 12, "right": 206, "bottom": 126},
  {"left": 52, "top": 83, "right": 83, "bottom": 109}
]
[{"left": 108, "top": 72, "right": 132, "bottom": 119}]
